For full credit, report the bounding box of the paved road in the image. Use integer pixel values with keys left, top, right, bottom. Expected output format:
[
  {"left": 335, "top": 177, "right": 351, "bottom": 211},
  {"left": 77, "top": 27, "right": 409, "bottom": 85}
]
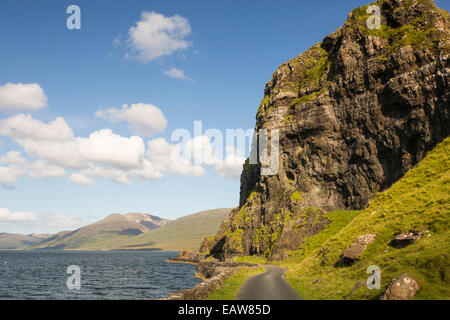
[{"left": 236, "top": 265, "right": 303, "bottom": 300}]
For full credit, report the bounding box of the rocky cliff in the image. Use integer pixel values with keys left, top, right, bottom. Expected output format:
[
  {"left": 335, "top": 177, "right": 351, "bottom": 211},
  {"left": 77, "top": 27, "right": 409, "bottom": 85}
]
[{"left": 206, "top": 0, "right": 449, "bottom": 259}]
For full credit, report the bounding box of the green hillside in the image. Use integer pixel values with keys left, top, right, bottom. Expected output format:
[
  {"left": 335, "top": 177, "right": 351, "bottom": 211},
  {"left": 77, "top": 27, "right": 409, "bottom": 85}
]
[
  {"left": 31, "top": 212, "right": 169, "bottom": 250},
  {"left": 116, "top": 208, "right": 231, "bottom": 251},
  {"left": 29, "top": 208, "right": 230, "bottom": 251},
  {"left": 238, "top": 137, "right": 449, "bottom": 299},
  {"left": 0, "top": 233, "right": 50, "bottom": 249}
]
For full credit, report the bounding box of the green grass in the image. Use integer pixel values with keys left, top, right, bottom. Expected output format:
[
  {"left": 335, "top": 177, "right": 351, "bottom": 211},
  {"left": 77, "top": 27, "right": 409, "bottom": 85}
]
[
  {"left": 206, "top": 267, "right": 266, "bottom": 300},
  {"left": 281, "top": 137, "right": 450, "bottom": 300}
]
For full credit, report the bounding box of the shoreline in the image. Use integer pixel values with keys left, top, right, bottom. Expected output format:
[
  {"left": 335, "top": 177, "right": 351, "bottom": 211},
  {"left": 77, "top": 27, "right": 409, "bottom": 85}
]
[{"left": 162, "top": 251, "right": 260, "bottom": 300}]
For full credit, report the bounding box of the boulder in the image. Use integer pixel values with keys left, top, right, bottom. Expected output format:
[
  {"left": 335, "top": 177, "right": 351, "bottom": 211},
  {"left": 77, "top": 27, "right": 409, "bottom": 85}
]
[
  {"left": 380, "top": 274, "right": 420, "bottom": 300},
  {"left": 390, "top": 230, "right": 427, "bottom": 248},
  {"left": 337, "top": 234, "right": 376, "bottom": 266}
]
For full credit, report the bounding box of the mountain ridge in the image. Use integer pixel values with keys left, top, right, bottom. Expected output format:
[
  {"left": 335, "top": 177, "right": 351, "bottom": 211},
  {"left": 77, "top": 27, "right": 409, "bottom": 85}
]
[{"left": 0, "top": 209, "right": 231, "bottom": 251}]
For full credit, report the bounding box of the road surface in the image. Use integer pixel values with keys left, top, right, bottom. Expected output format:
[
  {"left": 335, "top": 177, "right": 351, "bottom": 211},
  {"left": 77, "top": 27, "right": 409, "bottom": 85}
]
[{"left": 236, "top": 265, "right": 303, "bottom": 300}]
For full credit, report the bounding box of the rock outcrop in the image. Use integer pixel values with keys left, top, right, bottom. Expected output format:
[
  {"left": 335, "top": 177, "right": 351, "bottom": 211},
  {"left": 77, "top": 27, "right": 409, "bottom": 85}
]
[
  {"left": 209, "top": 0, "right": 449, "bottom": 258},
  {"left": 167, "top": 251, "right": 206, "bottom": 264},
  {"left": 380, "top": 274, "right": 421, "bottom": 300},
  {"left": 390, "top": 230, "right": 428, "bottom": 248},
  {"left": 336, "top": 234, "right": 377, "bottom": 266}
]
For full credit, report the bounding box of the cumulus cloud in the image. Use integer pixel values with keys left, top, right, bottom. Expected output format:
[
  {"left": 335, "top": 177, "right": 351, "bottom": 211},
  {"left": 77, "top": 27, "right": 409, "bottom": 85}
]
[
  {"left": 0, "top": 151, "right": 66, "bottom": 182},
  {"left": 181, "top": 136, "right": 245, "bottom": 179},
  {"left": 0, "top": 208, "right": 81, "bottom": 229},
  {"left": 76, "top": 129, "right": 145, "bottom": 169},
  {"left": 0, "top": 151, "right": 28, "bottom": 165},
  {"left": 0, "top": 114, "right": 207, "bottom": 186},
  {"left": 147, "top": 138, "right": 205, "bottom": 176},
  {"left": 214, "top": 146, "right": 246, "bottom": 179},
  {"left": 163, "top": 67, "right": 193, "bottom": 81},
  {"left": 69, "top": 173, "right": 96, "bottom": 187},
  {"left": 28, "top": 160, "right": 66, "bottom": 179},
  {"left": 0, "top": 83, "right": 48, "bottom": 111},
  {"left": 0, "top": 208, "right": 37, "bottom": 222},
  {"left": 95, "top": 103, "right": 168, "bottom": 137},
  {"left": 0, "top": 115, "right": 145, "bottom": 170},
  {"left": 0, "top": 113, "right": 245, "bottom": 186},
  {"left": 127, "top": 11, "right": 191, "bottom": 61},
  {"left": 0, "top": 164, "right": 26, "bottom": 183},
  {"left": 0, "top": 114, "right": 74, "bottom": 141}
]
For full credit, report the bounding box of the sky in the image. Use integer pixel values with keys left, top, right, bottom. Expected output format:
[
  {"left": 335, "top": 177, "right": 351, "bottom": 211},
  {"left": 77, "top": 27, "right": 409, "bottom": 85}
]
[{"left": 0, "top": 0, "right": 448, "bottom": 234}]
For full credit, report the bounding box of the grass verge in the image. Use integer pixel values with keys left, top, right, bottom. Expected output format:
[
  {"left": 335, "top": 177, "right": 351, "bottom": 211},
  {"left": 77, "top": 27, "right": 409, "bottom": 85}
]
[{"left": 206, "top": 267, "right": 266, "bottom": 300}]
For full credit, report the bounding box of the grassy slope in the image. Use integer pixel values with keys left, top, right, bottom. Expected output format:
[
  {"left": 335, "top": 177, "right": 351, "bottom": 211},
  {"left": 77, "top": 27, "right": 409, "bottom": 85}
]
[
  {"left": 117, "top": 208, "right": 231, "bottom": 251},
  {"left": 0, "top": 233, "right": 50, "bottom": 249},
  {"left": 281, "top": 137, "right": 450, "bottom": 300},
  {"left": 31, "top": 208, "right": 230, "bottom": 251}
]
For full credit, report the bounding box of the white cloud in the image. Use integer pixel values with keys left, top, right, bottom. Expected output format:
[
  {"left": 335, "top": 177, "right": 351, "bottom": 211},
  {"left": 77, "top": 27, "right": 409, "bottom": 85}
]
[
  {"left": 0, "top": 165, "right": 26, "bottom": 183},
  {"left": 95, "top": 103, "right": 167, "bottom": 137},
  {"left": 77, "top": 165, "right": 132, "bottom": 185},
  {"left": 186, "top": 136, "right": 219, "bottom": 166},
  {"left": 147, "top": 137, "right": 205, "bottom": 176},
  {"left": 0, "top": 208, "right": 81, "bottom": 229},
  {"left": 130, "top": 159, "right": 164, "bottom": 181},
  {"left": 0, "top": 113, "right": 245, "bottom": 186},
  {"left": 77, "top": 129, "right": 145, "bottom": 169},
  {"left": 163, "top": 67, "right": 193, "bottom": 81},
  {"left": 0, "top": 83, "right": 48, "bottom": 111},
  {"left": 0, "top": 151, "right": 28, "bottom": 165},
  {"left": 127, "top": 11, "right": 191, "bottom": 62},
  {"left": 213, "top": 147, "right": 245, "bottom": 179},
  {"left": 28, "top": 160, "right": 66, "bottom": 179},
  {"left": 69, "top": 173, "right": 96, "bottom": 187},
  {"left": 0, "top": 151, "right": 66, "bottom": 181},
  {"left": 0, "top": 114, "right": 74, "bottom": 141},
  {"left": 0, "top": 114, "right": 145, "bottom": 170},
  {"left": 0, "top": 208, "right": 37, "bottom": 222}
]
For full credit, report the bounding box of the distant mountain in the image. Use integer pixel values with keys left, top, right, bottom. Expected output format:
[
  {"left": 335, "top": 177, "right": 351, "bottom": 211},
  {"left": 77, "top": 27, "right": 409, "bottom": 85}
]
[
  {"left": 0, "top": 233, "right": 51, "bottom": 249},
  {"left": 116, "top": 208, "right": 232, "bottom": 251},
  {"left": 31, "top": 212, "right": 170, "bottom": 250},
  {"left": 24, "top": 209, "right": 230, "bottom": 251}
]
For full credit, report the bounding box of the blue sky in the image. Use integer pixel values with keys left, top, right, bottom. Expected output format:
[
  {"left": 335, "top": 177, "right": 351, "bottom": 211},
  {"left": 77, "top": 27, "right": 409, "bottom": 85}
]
[{"left": 0, "top": 0, "right": 448, "bottom": 234}]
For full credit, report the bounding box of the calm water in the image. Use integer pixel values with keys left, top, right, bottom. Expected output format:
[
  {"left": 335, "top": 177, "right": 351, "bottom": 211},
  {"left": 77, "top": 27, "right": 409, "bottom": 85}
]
[{"left": 0, "top": 250, "right": 200, "bottom": 300}]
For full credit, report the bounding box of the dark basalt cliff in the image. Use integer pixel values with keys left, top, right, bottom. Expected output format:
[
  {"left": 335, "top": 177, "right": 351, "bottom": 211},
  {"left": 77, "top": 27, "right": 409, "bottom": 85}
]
[{"left": 205, "top": 0, "right": 449, "bottom": 259}]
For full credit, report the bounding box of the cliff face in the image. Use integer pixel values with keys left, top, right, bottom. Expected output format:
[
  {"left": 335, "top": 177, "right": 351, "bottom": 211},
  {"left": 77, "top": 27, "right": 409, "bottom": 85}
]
[{"left": 208, "top": 0, "right": 449, "bottom": 259}]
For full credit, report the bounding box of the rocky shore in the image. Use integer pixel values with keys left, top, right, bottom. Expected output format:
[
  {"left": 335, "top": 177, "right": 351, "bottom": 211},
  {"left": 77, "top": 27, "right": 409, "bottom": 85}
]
[{"left": 163, "top": 251, "right": 259, "bottom": 300}]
